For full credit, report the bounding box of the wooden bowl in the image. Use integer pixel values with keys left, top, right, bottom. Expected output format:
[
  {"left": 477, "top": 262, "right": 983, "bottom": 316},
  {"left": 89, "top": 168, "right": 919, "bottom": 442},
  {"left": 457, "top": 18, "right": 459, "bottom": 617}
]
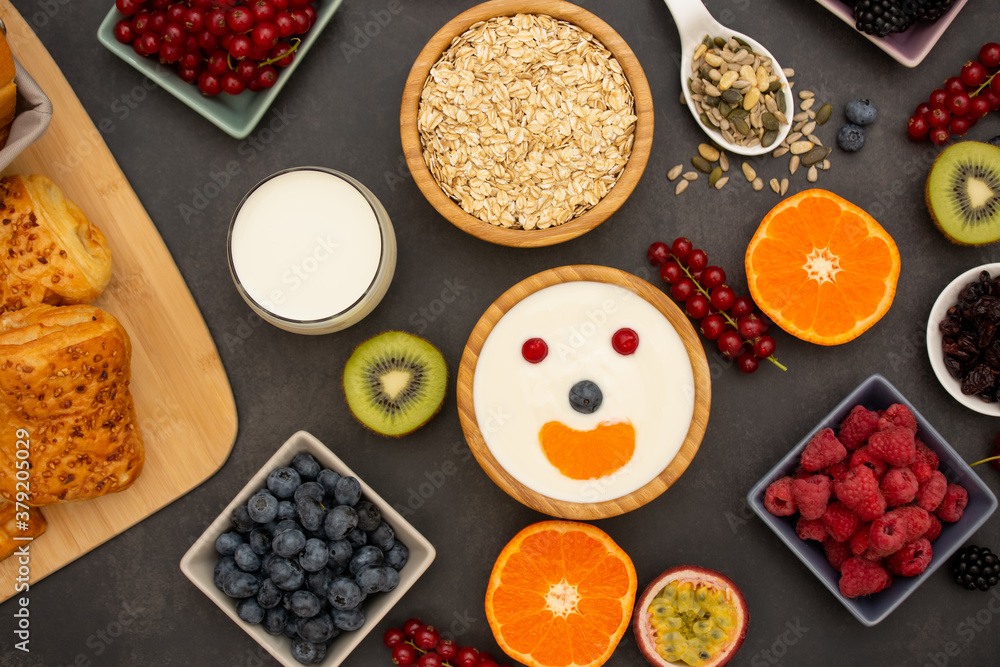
[
  {"left": 400, "top": 0, "right": 654, "bottom": 248},
  {"left": 457, "top": 266, "right": 711, "bottom": 519}
]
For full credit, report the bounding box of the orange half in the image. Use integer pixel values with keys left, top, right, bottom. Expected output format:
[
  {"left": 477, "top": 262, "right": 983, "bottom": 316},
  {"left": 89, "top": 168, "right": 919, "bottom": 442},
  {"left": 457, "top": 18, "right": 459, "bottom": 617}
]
[
  {"left": 745, "top": 189, "right": 901, "bottom": 345},
  {"left": 486, "top": 521, "right": 637, "bottom": 667},
  {"left": 539, "top": 420, "right": 636, "bottom": 480}
]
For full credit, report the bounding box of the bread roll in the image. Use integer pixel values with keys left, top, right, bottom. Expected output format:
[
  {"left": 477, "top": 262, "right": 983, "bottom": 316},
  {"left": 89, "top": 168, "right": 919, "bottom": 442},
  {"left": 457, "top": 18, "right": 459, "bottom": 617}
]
[
  {"left": 0, "top": 304, "right": 144, "bottom": 506},
  {"left": 0, "top": 501, "right": 45, "bottom": 561},
  {"left": 0, "top": 29, "right": 14, "bottom": 149},
  {"left": 0, "top": 175, "right": 112, "bottom": 313}
]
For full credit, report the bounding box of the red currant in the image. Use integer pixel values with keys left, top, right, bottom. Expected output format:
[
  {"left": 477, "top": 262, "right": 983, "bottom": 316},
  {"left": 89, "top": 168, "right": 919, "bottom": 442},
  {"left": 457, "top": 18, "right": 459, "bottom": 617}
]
[
  {"left": 151, "top": 0, "right": 170, "bottom": 10},
  {"left": 984, "top": 90, "right": 1000, "bottom": 112},
  {"left": 717, "top": 331, "right": 744, "bottom": 358},
  {"left": 180, "top": 51, "right": 200, "bottom": 69},
  {"left": 710, "top": 285, "right": 735, "bottom": 311},
  {"left": 149, "top": 10, "right": 167, "bottom": 32},
  {"left": 754, "top": 335, "right": 776, "bottom": 359},
  {"left": 928, "top": 89, "right": 948, "bottom": 107},
  {"left": 686, "top": 249, "right": 707, "bottom": 271},
  {"left": 730, "top": 296, "right": 754, "bottom": 319},
  {"left": 252, "top": 21, "right": 279, "bottom": 49},
  {"left": 229, "top": 34, "right": 253, "bottom": 59},
  {"left": 686, "top": 294, "right": 710, "bottom": 320},
  {"left": 290, "top": 8, "right": 310, "bottom": 34},
  {"left": 303, "top": 4, "right": 317, "bottom": 27},
  {"left": 227, "top": 6, "right": 254, "bottom": 32},
  {"left": 275, "top": 11, "right": 296, "bottom": 37},
  {"left": 272, "top": 0, "right": 289, "bottom": 10},
  {"left": 159, "top": 40, "right": 183, "bottom": 62},
  {"left": 522, "top": 338, "right": 548, "bottom": 363},
  {"left": 247, "top": 80, "right": 264, "bottom": 92},
  {"left": 116, "top": 0, "right": 143, "bottom": 17},
  {"left": 455, "top": 647, "right": 480, "bottom": 667},
  {"left": 700, "top": 314, "right": 726, "bottom": 341},
  {"left": 971, "top": 97, "right": 991, "bottom": 118},
  {"left": 185, "top": 6, "right": 205, "bottom": 32},
  {"left": 737, "top": 314, "right": 764, "bottom": 340},
  {"left": 392, "top": 643, "right": 418, "bottom": 666},
  {"left": 927, "top": 106, "right": 950, "bottom": 129},
  {"left": 948, "top": 115, "right": 970, "bottom": 137},
  {"left": 268, "top": 40, "right": 296, "bottom": 67},
  {"left": 403, "top": 618, "right": 424, "bottom": 638},
  {"left": 476, "top": 654, "right": 496, "bottom": 664},
  {"left": 961, "top": 61, "right": 988, "bottom": 87},
  {"left": 413, "top": 625, "right": 440, "bottom": 651},
  {"left": 135, "top": 31, "right": 161, "bottom": 56},
  {"left": 418, "top": 653, "right": 443, "bottom": 667},
  {"left": 944, "top": 76, "right": 967, "bottom": 96},
  {"left": 736, "top": 352, "right": 759, "bottom": 374},
  {"left": 250, "top": 0, "right": 276, "bottom": 23},
  {"left": 660, "top": 261, "right": 683, "bottom": 284},
  {"left": 701, "top": 266, "right": 726, "bottom": 289},
  {"left": 178, "top": 65, "right": 201, "bottom": 83},
  {"left": 671, "top": 237, "right": 693, "bottom": 262},
  {"left": 475, "top": 659, "right": 499, "bottom": 667},
  {"left": 436, "top": 639, "right": 458, "bottom": 661},
  {"left": 929, "top": 127, "right": 950, "bottom": 146},
  {"left": 256, "top": 65, "right": 278, "bottom": 88},
  {"left": 992, "top": 75, "right": 1000, "bottom": 95},
  {"left": 221, "top": 71, "right": 246, "bottom": 95},
  {"left": 206, "top": 50, "right": 229, "bottom": 75},
  {"left": 612, "top": 328, "right": 639, "bottom": 355},
  {"left": 947, "top": 92, "right": 971, "bottom": 116},
  {"left": 907, "top": 115, "right": 930, "bottom": 141},
  {"left": 236, "top": 58, "right": 258, "bottom": 82},
  {"left": 131, "top": 11, "right": 151, "bottom": 34},
  {"left": 198, "top": 71, "right": 222, "bottom": 95},
  {"left": 647, "top": 241, "right": 670, "bottom": 266},
  {"left": 670, "top": 278, "right": 695, "bottom": 302},
  {"left": 167, "top": 2, "right": 187, "bottom": 23},
  {"left": 914, "top": 102, "right": 932, "bottom": 120},
  {"left": 161, "top": 22, "right": 185, "bottom": 44},
  {"left": 383, "top": 628, "right": 406, "bottom": 648},
  {"left": 981, "top": 42, "right": 1000, "bottom": 69},
  {"left": 206, "top": 8, "right": 228, "bottom": 35},
  {"left": 114, "top": 18, "right": 136, "bottom": 43}
]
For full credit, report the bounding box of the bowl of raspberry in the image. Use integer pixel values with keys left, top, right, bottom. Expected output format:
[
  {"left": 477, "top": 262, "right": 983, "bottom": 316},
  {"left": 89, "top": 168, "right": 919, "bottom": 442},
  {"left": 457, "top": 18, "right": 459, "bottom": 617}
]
[{"left": 747, "top": 373, "right": 997, "bottom": 626}]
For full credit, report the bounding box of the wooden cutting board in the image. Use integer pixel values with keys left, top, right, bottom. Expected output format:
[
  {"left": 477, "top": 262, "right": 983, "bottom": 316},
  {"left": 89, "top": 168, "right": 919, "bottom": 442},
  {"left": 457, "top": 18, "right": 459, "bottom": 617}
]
[{"left": 0, "top": 0, "right": 238, "bottom": 600}]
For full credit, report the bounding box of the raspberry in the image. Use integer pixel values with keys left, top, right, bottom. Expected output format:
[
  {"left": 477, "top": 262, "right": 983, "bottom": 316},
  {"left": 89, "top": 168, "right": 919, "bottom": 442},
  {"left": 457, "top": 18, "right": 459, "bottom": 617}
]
[
  {"left": 850, "top": 445, "right": 888, "bottom": 479},
  {"left": 834, "top": 466, "right": 886, "bottom": 521},
  {"left": 868, "top": 427, "right": 917, "bottom": 467},
  {"left": 895, "top": 505, "right": 932, "bottom": 542},
  {"left": 796, "top": 517, "right": 828, "bottom": 542},
  {"left": 764, "top": 477, "right": 797, "bottom": 516},
  {"left": 823, "top": 502, "right": 861, "bottom": 542},
  {"left": 887, "top": 538, "right": 933, "bottom": 577},
  {"left": 824, "top": 460, "right": 850, "bottom": 484},
  {"left": 839, "top": 557, "right": 892, "bottom": 598},
  {"left": 801, "top": 428, "right": 847, "bottom": 471},
  {"left": 825, "top": 539, "right": 853, "bottom": 572},
  {"left": 881, "top": 467, "right": 919, "bottom": 507},
  {"left": 916, "top": 471, "right": 947, "bottom": 512},
  {"left": 850, "top": 524, "right": 871, "bottom": 556},
  {"left": 937, "top": 484, "right": 969, "bottom": 523},
  {"left": 793, "top": 475, "right": 833, "bottom": 520},
  {"left": 877, "top": 403, "right": 918, "bottom": 434},
  {"left": 870, "top": 511, "right": 906, "bottom": 557},
  {"left": 911, "top": 438, "right": 940, "bottom": 483},
  {"left": 838, "top": 405, "right": 879, "bottom": 450},
  {"left": 861, "top": 549, "right": 884, "bottom": 563},
  {"left": 924, "top": 515, "right": 943, "bottom": 542}
]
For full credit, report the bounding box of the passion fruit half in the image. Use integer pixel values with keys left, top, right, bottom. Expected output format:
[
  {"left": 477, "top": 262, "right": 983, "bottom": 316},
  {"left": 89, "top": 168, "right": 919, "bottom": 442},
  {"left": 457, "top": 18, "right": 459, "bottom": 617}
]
[{"left": 632, "top": 566, "right": 748, "bottom": 667}]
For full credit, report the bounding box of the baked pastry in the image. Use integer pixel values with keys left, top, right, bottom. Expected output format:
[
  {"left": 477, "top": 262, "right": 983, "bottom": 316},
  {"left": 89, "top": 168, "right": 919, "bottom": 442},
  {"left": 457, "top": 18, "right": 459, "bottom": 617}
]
[
  {"left": 0, "top": 29, "right": 15, "bottom": 149},
  {"left": 0, "top": 501, "right": 46, "bottom": 561},
  {"left": 0, "top": 175, "right": 113, "bottom": 314},
  {"left": 0, "top": 304, "right": 143, "bottom": 506}
]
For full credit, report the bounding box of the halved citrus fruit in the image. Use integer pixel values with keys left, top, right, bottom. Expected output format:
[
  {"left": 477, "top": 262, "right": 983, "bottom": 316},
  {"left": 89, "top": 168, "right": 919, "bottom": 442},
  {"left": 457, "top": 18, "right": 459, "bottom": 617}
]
[
  {"left": 745, "top": 189, "right": 901, "bottom": 345},
  {"left": 486, "top": 520, "right": 637, "bottom": 667}
]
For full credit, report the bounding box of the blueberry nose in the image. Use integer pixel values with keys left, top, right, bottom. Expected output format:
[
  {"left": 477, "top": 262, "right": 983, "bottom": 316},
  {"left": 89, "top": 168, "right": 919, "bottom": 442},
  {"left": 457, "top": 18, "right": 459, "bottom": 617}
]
[{"left": 569, "top": 380, "right": 602, "bottom": 414}]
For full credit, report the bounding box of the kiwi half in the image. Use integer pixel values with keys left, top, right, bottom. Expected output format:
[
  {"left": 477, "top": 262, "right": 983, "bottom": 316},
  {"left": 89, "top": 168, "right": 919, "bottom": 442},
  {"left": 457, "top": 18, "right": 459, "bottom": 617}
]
[
  {"left": 926, "top": 141, "right": 1000, "bottom": 245},
  {"left": 343, "top": 331, "right": 447, "bottom": 437}
]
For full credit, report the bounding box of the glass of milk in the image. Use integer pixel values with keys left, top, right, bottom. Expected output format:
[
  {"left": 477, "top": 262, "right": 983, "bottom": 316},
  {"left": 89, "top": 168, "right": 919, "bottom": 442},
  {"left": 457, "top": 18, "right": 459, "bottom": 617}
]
[{"left": 227, "top": 167, "right": 397, "bottom": 334}]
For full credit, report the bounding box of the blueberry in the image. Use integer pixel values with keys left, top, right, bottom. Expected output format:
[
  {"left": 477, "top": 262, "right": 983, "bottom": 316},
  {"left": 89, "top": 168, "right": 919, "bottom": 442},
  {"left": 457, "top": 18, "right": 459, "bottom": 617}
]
[
  {"left": 345, "top": 528, "right": 368, "bottom": 548},
  {"left": 333, "top": 606, "right": 366, "bottom": 632},
  {"left": 324, "top": 506, "right": 358, "bottom": 540},
  {"left": 257, "top": 578, "right": 282, "bottom": 609},
  {"left": 237, "top": 598, "right": 265, "bottom": 625},
  {"left": 291, "top": 453, "right": 321, "bottom": 481},
  {"left": 277, "top": 500, "right": 298, "bottom": 521},
  {"left": 569, "top": 380, "right": 602, "bottom": 414},
  {"left": 354, "top": 500, "right": 381, "bottom": 532},
  {"left": 294, "top": 481, "right": 325, "bottom": 505},
  {"left": 249, "top": 529, "right": 271, "bottom": 556},
  {"left": 274, "top": 519, "right": 300, "bottom": 535},
  {"left": 231, "top": 506, "right": 255, "bottom": 533},
  {"left": 215, "top": 532, "right": 243, "bottom": 556},
  {"left": 350, "top": 545, "right": 384, "bottom": 576},
  {"left": 306, "top": 568, "right": 333, "bottom": 599},
  {"left": 382, "top": 567, "right": 400, "bottom": 593},
  {"left": 297, "top": 613, "right": 338, "bottom": 643},
  {"left": 267, "top": 467, "right": 301, "bottom": 499},
  {"left": 327, "top": 577, "right": 364, "bottom": 610},
  {"left": 297, "top": 499, "right": 326, "bottom": 533},
  {"left": 368, "top": 521, "right": 395, "bottom": 552},
  {"left": 260, "top": 552, "right": 274, "bottom": 575},
  {"left": 247, "top": 490, "right": 279, "bottom": 524},
  {"left": 989, "top": 136, "right": 1000, "bottom": 148},
  {"left": 289, "top": 590, "right": 322, "bottom": 618},
  {"left": 269, "top": 557, "right": 305, "bottom": 591},
  {"left": 845, "top": 98, "right": 877, "bottom": 126},
  {"left": 317, "top": 469, "right": 342, "bottom": 496},
  {"left": 283, "top": 615, "right": 301, "bottom": 639},
  {"left": 384, "top": 542, "right": 409, "bottom": 571},
  {"left": 356, "top": 566, "right": 388, "bottom": 594},
  {"left": 837, "top": 124, "right": 866, "bottom": 152},
  {"left": 327, "top": 539, "right": 353, "bottom": 569},
  {"left": 290, "top": 638, "right": 327, "bottom": 665},
  {"left": 223, "top": 571, "right": 261, "bottom": 598},
  {"left": 264, "top": 607, "right": 287, "bottom": 635},
  {"left": 234, "top": 543, "right": 260, "bottom": 572},
  {"left": 334, "top": 476, "right": 362, "bottom": 506},
  {"left": 213, "top": 556, "right": 239, "bottom": 590},
  {"left": 298, "top": 538, "right": 329, "bottom": 572},
  {"left": 273, "top": 529, "right": 307, "bottom": 558}
]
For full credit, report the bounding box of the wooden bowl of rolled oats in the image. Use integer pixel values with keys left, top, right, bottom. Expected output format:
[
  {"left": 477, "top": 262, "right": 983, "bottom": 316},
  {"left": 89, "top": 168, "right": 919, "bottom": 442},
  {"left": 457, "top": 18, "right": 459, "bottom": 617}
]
[{"left": 400, "top": 0, "right": 654, "bottom": 248}]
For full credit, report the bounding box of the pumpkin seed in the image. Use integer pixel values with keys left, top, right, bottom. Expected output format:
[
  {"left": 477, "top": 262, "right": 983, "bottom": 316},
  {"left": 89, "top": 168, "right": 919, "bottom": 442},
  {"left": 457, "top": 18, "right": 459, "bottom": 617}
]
[
  {"left": 709, "top": 166, "right": 723, "bottom": 187},
  {"left": 733, "top": 117, "right": 751, "bottom": 136},
  {"left": 761, "top": 112, "right": 779, "bottom": 131},
  {"left": 807, "top": 165, "right": 818, "bottom": 183},
  {"left": 699, "top": 144, "right": 721, "bottom": 161},
  {"left": 700, "top": 112, "right": 711, "bottom": 127},
  {"left": 704, "top": 95, "right": 721, "bottom": 108},
  {"left": 714, "top": 36, "right": 727, "bottom": 47},
  {"left": 675, "top": 179, "right": 689, "bottom": 195},
  {"left": 700, "top": 64, "right": 713, "bottom": 79},
  {"left": 714, "top": 176, "right": 729, "bottom": 190},
  {"left": 668, "top": 165, "right": 683, "bottom": 181},
  {"left": 727, "top": 107, "right": 749, "bottom": 120},
  {"left": 718, "top": 101, "right": 732, "bottom": 116},
  {"left": 801, "top": 146, "right": 831, "bottom": 167},
  {"left": 742, "top": 162, "right": 756, "bottom": 181},
  {"left": 762, "top": 129, "right": 779, "bottom": 147},
  {"left": 703, "top": 35, "right": 715, "bottom": 48},
  {"left": 683, "top": 171, "right": 699, "bottom": 180},
  {"left": 721, "top": 89, "right": 743, "bottom": 105},
  {"left": 777, "top": 92, "right": 786, "bottom": 113},
  {"left": 815, "top": 103, "right": 832, "bottom": 125},
  {"left": 769, "top": 80, "right": 782, "bottom": 93},
  {"left": 692, "top": 156, "right": 713, "bottom": 173}
]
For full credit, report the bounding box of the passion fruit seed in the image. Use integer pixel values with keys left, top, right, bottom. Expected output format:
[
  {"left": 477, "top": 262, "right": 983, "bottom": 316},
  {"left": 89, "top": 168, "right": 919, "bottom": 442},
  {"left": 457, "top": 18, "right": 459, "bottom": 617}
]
[{"left": 648, "top": 582, "right": 737, "bottom": 667}]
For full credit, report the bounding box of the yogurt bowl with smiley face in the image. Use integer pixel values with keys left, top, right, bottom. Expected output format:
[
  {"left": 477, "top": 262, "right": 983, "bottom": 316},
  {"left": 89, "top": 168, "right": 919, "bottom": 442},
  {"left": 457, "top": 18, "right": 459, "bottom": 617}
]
[{"left": 457, "top": 265, "right": 711, "bottom": 519}]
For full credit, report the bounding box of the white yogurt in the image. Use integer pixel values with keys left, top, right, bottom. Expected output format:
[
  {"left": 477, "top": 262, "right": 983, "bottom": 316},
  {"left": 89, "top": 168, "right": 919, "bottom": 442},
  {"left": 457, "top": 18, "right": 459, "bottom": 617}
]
[
  {"left": 228, "top": 168, "right": 396, "bottom": 334},
  {"left": 472, "top": 281, "right": 695, "bottom": 503}
]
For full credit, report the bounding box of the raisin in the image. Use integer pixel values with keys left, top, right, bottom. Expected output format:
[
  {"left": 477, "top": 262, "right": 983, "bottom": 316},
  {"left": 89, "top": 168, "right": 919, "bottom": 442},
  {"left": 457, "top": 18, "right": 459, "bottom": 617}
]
[
  {"left": 945, "top": 356, "right": 963, "bottom": 378},
  {"left": 961, "top": 364, "right": 996, "bottom": 396},
  {"left": 940, "top": 318, "right": 962, "bottom": 337},
  {"left": 980, "top": 321, "right": 997, "bottom": 348},
  {"left": 987, "top": 341, "right": 1000, "bottom": 370},
  {"left": 959, "top": 332, "right": 980, "bottom": 356}
]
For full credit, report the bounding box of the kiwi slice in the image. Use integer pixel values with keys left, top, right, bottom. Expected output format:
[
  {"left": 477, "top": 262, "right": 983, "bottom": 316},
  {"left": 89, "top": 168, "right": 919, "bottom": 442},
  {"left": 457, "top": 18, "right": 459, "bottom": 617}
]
[
  {"left": 343, "top": 331, "right": 447, "bottom": 437},
  {"left": 926, "top": 141, "right": 1000, "bottom": 245}
]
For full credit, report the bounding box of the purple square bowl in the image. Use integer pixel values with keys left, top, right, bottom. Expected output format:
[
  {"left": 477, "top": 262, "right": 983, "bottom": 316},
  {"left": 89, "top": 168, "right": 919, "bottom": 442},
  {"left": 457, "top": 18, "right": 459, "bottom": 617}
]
[{"left": 747, "top": 374, "right": 997, "bottom": 626}]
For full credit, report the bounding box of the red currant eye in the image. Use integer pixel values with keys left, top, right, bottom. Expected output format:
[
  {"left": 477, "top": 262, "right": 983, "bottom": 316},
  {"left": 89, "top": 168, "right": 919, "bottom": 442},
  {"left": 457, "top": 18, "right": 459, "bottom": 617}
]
[
  {"left": 521, "top": 337, "right": 548, "bottom": 363},
  {"left": 612, "top": 328, "right": 638, "bottom": 355}
]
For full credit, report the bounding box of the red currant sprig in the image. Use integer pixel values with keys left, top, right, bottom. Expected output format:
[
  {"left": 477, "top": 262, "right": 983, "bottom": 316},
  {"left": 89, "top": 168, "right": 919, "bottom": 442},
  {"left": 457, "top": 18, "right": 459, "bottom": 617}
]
[
  {"left": 384, "top": 620, "right": 509, "bottom": 667},
  {"left": 650, "top": 239, "right": 787, "bottom": 374}
]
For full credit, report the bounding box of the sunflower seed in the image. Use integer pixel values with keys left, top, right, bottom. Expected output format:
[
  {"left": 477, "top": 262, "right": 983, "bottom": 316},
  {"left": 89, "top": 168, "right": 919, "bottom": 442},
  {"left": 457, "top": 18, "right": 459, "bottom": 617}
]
[
  {"left": 807, "top": 165, "right": 818, "bottom": 183},
  {"left": 698, "top": 144, "right": 721, "bottom": 161},
  {"left": 793, "top": 112, "right": 809, "bottom": 122},
  {"left": 675, "top": 179, "right": 689, "bottom": 195},
  {"left": 789, "top": 155, "right": 800, "bottom": 175},
  {"left": 800, "top": 98, "right": 815, "bottom": 111},
  {"left": 790, "top": 140, "right": 814, "bottom": 155},
  {"left": 773, "top": 146, "right": 789, "bottom": 158},
  {"left": 683, "top": 171, "right": 699, "bottom": 180},
  {"left": 787, "top": 131, "right": 803, "bottom": 144},
  {"left": 774, "top": 110, "right": 789, "bottom": 125},
  {"left": 719, "top": 151, "right": 729, "bottom": 172},
  {"left": 780, "top": 178, "right": 789, "bottom": 196},
  {"left": 742, "top": 162, "right": 756, "bottom": 181},
  {"left": 704, "top": 52, "right": 723, "bottom": 68},
  {"left": 752, "top": 177, "right": 764, "bottom": 191},
  {"left": 714, "top": 176, "right": 729, "bottom": 190},
  {"left": 668, "top": 165, "right": 683, "bottom": 181},
  {"left": 769, "top": 178, "right": 780, "bottom": 194},
  {"left": 782, "top": 67, "right": 795, "bottom": 77},
  {"left": 815, "top": 103, "right": 832, "bottom": 125},
  {"left": 798, "top": 90, "right": 815, "bottom": 100},
  {"left": 802, "top": 121, "right": 817, "bottom": 136},
  {"left": 821, "top": 159, "right": 831, "bottom": 170}
]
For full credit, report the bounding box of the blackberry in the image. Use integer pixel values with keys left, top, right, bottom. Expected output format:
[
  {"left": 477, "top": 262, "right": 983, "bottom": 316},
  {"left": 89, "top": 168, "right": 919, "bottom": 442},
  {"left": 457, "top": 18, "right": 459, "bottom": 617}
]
[
  {"left": 953, "top": 545, "right": 1000, "bottom": 591},
  {"left": 915, "top": 0, "right": 954, "bottom": 22},
  {"left": 854, "top": 0, "right": 913, "bottom": 37}
]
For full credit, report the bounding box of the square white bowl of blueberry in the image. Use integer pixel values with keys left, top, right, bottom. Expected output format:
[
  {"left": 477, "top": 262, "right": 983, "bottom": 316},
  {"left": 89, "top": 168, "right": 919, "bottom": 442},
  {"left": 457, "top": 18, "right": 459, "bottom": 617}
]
[{"left": 180, "top": 431, "right": 436, "bottom": 666}]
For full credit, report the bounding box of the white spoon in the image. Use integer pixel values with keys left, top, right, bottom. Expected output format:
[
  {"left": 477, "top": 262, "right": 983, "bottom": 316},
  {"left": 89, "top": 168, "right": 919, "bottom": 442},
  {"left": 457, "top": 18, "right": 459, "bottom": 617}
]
[{"left": 662, "top": 0, "right": 794, "bottom": 156}]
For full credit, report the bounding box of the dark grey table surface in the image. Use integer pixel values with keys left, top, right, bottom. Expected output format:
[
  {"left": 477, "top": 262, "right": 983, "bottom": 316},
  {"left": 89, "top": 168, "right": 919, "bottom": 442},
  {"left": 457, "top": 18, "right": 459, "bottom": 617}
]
[{"left": 3, "top": 0, "right": 1000, "bottom": 665}]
